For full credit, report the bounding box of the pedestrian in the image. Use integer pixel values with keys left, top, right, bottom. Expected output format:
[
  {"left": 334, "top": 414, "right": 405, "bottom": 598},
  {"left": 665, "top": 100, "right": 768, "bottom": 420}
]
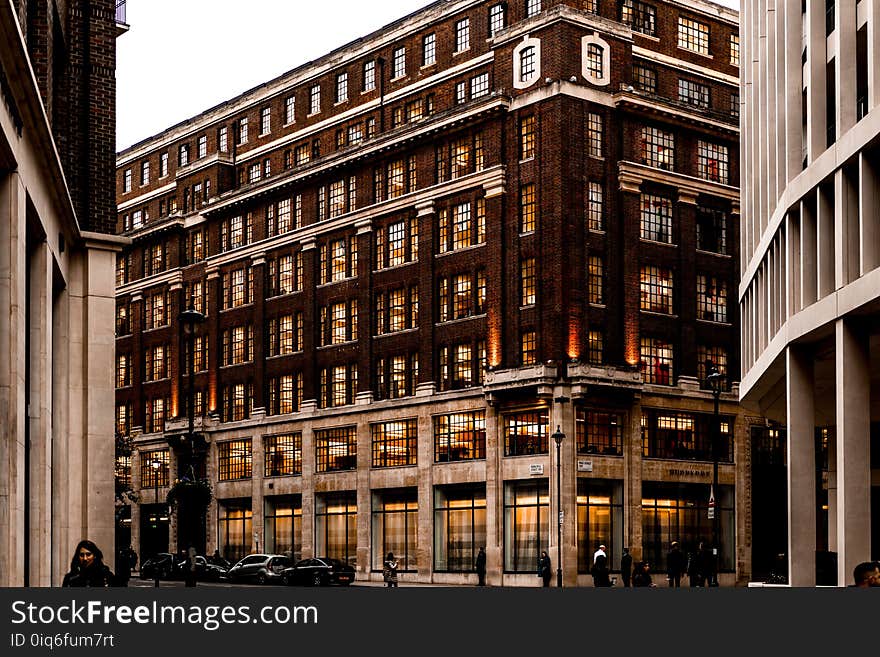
[
  {"left": 620, "top": 547, "right": 633, "bottom": 588},
  {"left": 383, "top": 552, "right": 399, "bottom": 587},
  {"left": 127, "top": 546, "right": 138, "bottom": 574},
  {"left": 591, "top": 544, "right": 611, "bottom": 587},
  {"left": 632, "top": 561, "right": 655, "bottom": 588},
  {"left": 114, "top": 545, "right": 131, "bottom": 586},
  {"left": 852, "top": 561, "right": 880, "bottom": 587},
  {"left": 538, "top": 550, "right": 552, "bottom": 587},
  {"left": 62, "top": 539, "right": 113, "bottom": 587},
  {"left": 474, "top": 546, "right": 487, "bottom": 586},
  {"left": 666, "top": 541, "right": 686, "bottom": 587},
  {"left": 701, "top": 541, "right": 718, "bottom": 587},
  {"left": 687, "top": 543, "right": 703, "bottom": 587},
  {"left": 184, "top": 546, "right": 198, "bottom": 587}
]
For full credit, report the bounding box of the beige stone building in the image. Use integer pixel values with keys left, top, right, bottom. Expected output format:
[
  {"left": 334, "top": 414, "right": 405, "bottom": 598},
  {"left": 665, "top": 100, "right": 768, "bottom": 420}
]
[
  {"left": 739, "top": 0, "right": 880, "bottom": 586},
  {"left": 0, "top": 1, "right": 127, "bottom": 586}
]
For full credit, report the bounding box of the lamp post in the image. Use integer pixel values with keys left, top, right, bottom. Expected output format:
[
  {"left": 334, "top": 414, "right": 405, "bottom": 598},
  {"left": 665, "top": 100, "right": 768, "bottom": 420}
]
[
  {"left": 552, "top": 425, "right": 565, "bottom": 588},
  {"left": 151, "top": 458, "right": 162, "bottom": 588},
  {"left": 706, "top": 367, "right": 725, "bottom": 586},
  {"left": 178, "top": 307, "right": 206, "bottom": 556}
]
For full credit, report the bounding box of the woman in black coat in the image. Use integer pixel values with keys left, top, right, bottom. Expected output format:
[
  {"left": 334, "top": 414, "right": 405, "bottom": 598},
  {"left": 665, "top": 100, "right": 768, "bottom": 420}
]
[
  {"left": 538, "top": 551, "right": 552, "bottom": 587},
  {"left": 62, "top": 540, "right": 113, "bottom": 587}
]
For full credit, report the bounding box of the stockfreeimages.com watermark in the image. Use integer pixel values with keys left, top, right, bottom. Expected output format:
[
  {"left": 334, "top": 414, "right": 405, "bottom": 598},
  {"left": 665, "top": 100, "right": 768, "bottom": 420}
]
[{"left": 11, "top": 600, "right": 318, "bottom": 632}]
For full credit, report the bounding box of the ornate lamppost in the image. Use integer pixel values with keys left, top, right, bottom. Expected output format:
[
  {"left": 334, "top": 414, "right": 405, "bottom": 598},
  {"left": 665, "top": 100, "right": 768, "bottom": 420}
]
[
  {"left": 552, "top": 425, "right": 565, "bottom": 588},
  {"left": 706, "top": 366, "right": 726, "bottom": 586}
]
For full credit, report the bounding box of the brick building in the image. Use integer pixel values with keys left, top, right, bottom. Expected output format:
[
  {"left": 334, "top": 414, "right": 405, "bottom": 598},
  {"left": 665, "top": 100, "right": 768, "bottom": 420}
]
[
  {"left": 1, "top": 0, "right": 127, "bottom": 586},
  {"left": 115, "top": 0, "right": 754, "bottom": 585}
]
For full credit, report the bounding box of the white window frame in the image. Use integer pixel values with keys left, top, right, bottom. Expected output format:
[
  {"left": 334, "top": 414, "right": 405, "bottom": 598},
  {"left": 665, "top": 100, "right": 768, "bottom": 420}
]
[
  {"left": 513, "top": 37, "right": 541, "bottom": 90},
  {"left": 581, "top": 33, "right": 610, "bottom": 87}
]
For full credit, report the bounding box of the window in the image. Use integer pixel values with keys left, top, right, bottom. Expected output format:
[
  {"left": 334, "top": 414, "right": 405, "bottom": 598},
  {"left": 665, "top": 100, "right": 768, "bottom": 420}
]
[
  {"left": 319, "top": 300, "right": 358, "bottom": 346},
  {"left": 585, "top": 44, "right": 604, "bottom": 79},
  {"left": 423, "top": 33, "right": 436, "bottom": 66},
  {"left": 144, "top": 290, "right": 169, "bottom": 329},
  {"left": 587, "top": 112, "right": 603, "bottom": 157},
  {"left": 696, "top": 207, "right": 727, "bottom": 254},
  {"left": 140, "top": 450, "right": 169, "bottom": 487},
  {"left": 115, "top": 302, "right": 130, "bottom": 336},
  {"left": 437, "top": 270, "right": 485, "bottom": 322},
  {"left": 633, "top": 64, "right": 657, "bottom": 93},
  {"left": 186, "top": 228, "right": 205, "bottom": 263},
  {"left": 392, "top": 47, "right": 406, "bottom": 79},
  {"left": 526, "top": 0, "right": 541, "bottom": 17},
  {"left": 520, "top": 184, "right": 536, "bottom": 233},
  {"left": 730, "top": 34, "right": 740, "bottom": 66},
  {"left": 640, "top": 265, "right": 673, "bottom": 313},
  {"left": 436, "top": 132, "right": 485, "bottom": 181},
  {"left": 576, "top": 410, "right": 623, "bottom": 455},
  {"left": 641, "top": 126, "right": 675, "bottom": 170},
  {"left": 144, "top": 344, "right": 169, "bottom": 381},
  {"left": 455, "top": 81, "right": 467, "bottom": 105},
  {"left": 640, "top": 337, "right": 673, "bottom": 385},
  {"left": 697, "top": 141, "right": 729, "bottom": 184},
  {"left": 438, "top": 341, "right": 486, "bottom": 390},
  {"left": 218, "top": 502, "right": 253, "bottom": 562},
  {"left": 433, "top": 485, "right": 486, "bottom": 571},
  {"left": 222, "top": 325, "right": 254, "bottom": 365},
  {"left": 621, "top": 0, "right": 656, "bottom": 36},
  {"left": 260, "top": 107, "right": 271, "bottom": 135},
  {"left": 369, "top": 421, "right": 417, "bottom": 468},
  {"left": 374, "top": 218, "right": 418, "bottom": 270},
  {"left": 363, "top": 60, "right": 376, "bottom": 91},
  {"left": 123, "top": 169, "right": 131, "bottom": 193},
  {"left": 179, "top": 144, "right": 189, "bottom": 167},
  {"left": 679, "top": 79, "right": 710, "bottom": 109},
  {"left": 588, "top": 330, "right": 603, "bottom": 364},
  {"left": 144, "top": 397, "right": 169, "bottom": 434},
  {"left": 503, "top": 480, "right": 549, "bottom": 572},
  {"left": 520, "top": 115, "right": 536, "bottom": 159},
  {"left": 730, "top": 92, "right": 740, "bottom": 119},
  {"left": 116, "top": 254, "right": 128, "bottom": 286},
  {"left": 309, "top": 84, "right": 321, "bottom": 115},
  {"left": 218, "top": 440, "right": 252, "bottom": 481},
  {"left": 640, "top": 194, "right": 673, "bottom": 243},
  {"left": 697, "top": 345, "right": 728, "bottom": 389},
  {"left": 505, "top": 411, "right": 549, "bottom": 456},
  {"left": 455, "top": 18, "right": 470, "bottom": 52},
  {"left": 697, "top": 275, "right": 727, "bottom": 322},
  {"left": 372, "top": 490, "right": 418, "bottom": 571},
  {"left": 641, "top": 410, "right": 733, "bottom": 461},
  {"left": 587, "top": 181, "right": 604, "bottom": 231},
  {"left": 315, "top": 427, "right": 357, "bottom": 472},
  {"left": 285, "top": 95, "right": 295, "bottom": 124},
  {"left": 218, "top": 126, "right": 228, "bottom": 153},
  {"left": 519, "top": 46, "right": 537, "bottom": 83},
  {"left": 437, "top": 199, "right": 486, "bottom": 253},
  {"left": 583, "top": 0, "right": 598, "bottom": 13},
  {"left": 470, "top": 72, "right": 489, "bottom": 98},
  {"left": 262, "top": 434, "right": 302, "bottom": 479},
  {"left": 221, "top": 382, "right": 253, "bottom": 422},
  {"left": 248, "top": 162, "right": 261, "bottom": 184},
  {"left": 588, "top": 256, "right": 604, "bottom": 305},
  {"left": 319, "top": 365, "right": 357, "bottom": 408},
  {"left": 268, "top": 374, "right": 303, "bottom": 415},
  {"left": 116, "top": 353, "right": 129, "bottom": 388},
  {"left": 678, "top": 16, "right": 709, "bottom": 55},
  {"left": 160, "top": 152, "right": 169, "bottom": 177},
  {"left": 221, "top": 265, "right": 254, "bottom": 309},
  {"left": 336, "top": 73, "right": 348, "bottom": 103},
  {"left": 434, "top": 412, "right": 486, "bottom": 462},
  {"left": 319, "top": 236, "right": 358, "bottom": 284},
  {"left": 489, "top": 3, "right": 506, "bottom": 36},
  {"left": 267, "top": 313, "right": 303, "bottom": 355},
  {"left": 374, "top": 353, "right": 419, "bottom": 400},
  {"left": 220, "top": 214, "right": 253, "bottom": 252},
  {"left": 521, "top": 258, "right": 536, "bottom": 306},
  {"left": 140, "top": 161, "right": 150, "bottom": 186},
  {"left": 238, "top": 117, "right": 248, "bottom": 144}
]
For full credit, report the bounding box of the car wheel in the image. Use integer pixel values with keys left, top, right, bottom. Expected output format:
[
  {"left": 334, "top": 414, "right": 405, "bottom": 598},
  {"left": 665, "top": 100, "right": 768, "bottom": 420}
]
[
  {"left": 256, "top": 572, "right": 267, "bottom": 585},
  {"left": 311, "top": 572, "right": 322, "bottom": 587}
]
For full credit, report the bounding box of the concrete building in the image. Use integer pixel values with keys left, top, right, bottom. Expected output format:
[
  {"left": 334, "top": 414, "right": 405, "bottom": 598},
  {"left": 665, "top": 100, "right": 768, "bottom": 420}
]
[
  {"left": 739, "top": 0, "right": 880, "bottom": 586},
  {"left": 0, "top": 0, "right": 127, "bottom": 586},
  {"left": 116, "top": 0, "right": 754, "bottom": 585}
]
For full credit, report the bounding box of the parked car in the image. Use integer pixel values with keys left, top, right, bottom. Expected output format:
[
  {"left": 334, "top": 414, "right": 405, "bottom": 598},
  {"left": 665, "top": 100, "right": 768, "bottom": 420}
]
[
  {"left": 282, "top": 557, "right": 355, "bottom": 587},
  {"left": 172, "top": 555, "right": 228, "bottom": 582},
  {"left": 139, "top": 553, "right": 178, "bottom": 580},
  {"left": 223, "top": 554, "right": 291, "bottom": 585}
]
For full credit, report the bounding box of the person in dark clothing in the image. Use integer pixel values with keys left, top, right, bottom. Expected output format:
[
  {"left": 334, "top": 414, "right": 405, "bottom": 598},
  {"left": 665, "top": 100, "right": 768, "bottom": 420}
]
[
  {"left": 591, "top": 552, "right": 612, "bottom": 587},
  {"left": 632, "top": 561, "right": 655, "bottom": 588},
  {"left": 127, "top": 546, "right": 138, "bottom": 573},
  {"left": 62, "top": 540, "right": 113, "bottom": 587},
  {"left": 687, "top": 543, "right": 704, "bottom": 587},
  {"left": 474, "top": 546, "right": 487, "bottom": 586},
  {"left": 114, "top": 546, "right": 131, "bottom": 586},
  {"left": 184, "top": 546, "right": 198, "bottom": 587},
  {"left": 702, "top": 543, "right": 718, "bottom": 587},
  {"left": 666, "top": 541, "right": 686, "bottom": 587},
  {"left": 620, "top": 548, "right": 633, "bottom": 588},
  {"left": 538, "top": 551, "right": 552, "bottom": 587}
]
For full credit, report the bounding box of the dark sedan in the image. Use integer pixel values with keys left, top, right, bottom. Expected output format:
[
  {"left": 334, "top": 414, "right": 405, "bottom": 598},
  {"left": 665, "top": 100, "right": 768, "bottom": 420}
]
[
  {"left": 172, "top": 555, "right": 228, "bottom": 582},
  {"left": 139, "top": 553, "right": 178, "bottom": 580},
  {"left": 223, "top": 554, "right": 291, "bottom": 585},
  {"left": 282, "top": 557, "right": 355, "bottom": 586}
]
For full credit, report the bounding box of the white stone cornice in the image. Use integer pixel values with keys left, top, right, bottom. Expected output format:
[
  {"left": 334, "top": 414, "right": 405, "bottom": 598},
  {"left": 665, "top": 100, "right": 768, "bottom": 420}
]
[
  {"left": 617, "top": 161, "right": 739, "bottom": 202},
  {"left": 632, "top": 46, "right": 740, "bottom": 87},
  {"left": 118, "top": 181, "right": 178, "bottom": 212}
]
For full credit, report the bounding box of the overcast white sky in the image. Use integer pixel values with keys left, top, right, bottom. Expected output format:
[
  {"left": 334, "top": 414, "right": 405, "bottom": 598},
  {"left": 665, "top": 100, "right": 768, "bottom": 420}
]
[{"left": 116, "top": 0, "right": 741, "bottom": 152}]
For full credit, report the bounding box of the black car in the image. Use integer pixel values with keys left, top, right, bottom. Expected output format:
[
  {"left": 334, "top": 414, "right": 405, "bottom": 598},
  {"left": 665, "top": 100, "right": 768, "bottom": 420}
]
[
  {"left": 172, "top": 555, "right": 228, "bottom": 582},
  {"left": 223, "top": 554, "right": 291, "bottom": 585},
  {"left": 282, "top": 557, "right": 355, "bottom": 586},
  {"left": 139, "top": 553, "right": 178, "bottom": 580}
]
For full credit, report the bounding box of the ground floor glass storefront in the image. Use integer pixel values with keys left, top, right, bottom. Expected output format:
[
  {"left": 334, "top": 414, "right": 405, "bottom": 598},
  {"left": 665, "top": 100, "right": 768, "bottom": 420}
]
[
  {"left": 503, "top": 479, "right": 549, "bottom": 572},
  {"left": 264, "top": 495, "right": 302, "bottom": 559},
  {"left": 371, "top": 488, "right": 418, "bottom": 571},
  {"left": 576, "top": 479, "right": 623, "bottom": 572},
  {"left": 433, "top": 484, "right": 486, "bottom": 572},
  {"left": 218, "top": 500, "right": 252, "bottom": 562},
  {"left": 315, "top": 492, "right": 357, "bottom": 566}
]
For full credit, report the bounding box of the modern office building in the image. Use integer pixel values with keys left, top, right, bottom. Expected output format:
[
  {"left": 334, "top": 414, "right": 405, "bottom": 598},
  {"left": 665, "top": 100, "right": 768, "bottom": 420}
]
[
  {"left": 115, "top": 0, "right": 752, "bottom": 585},
  {"left": 739, "top": 0, "right": 880, "bottom": 586},
  {"left": 0, "top": 0, "right": 127, "bottom": 586}
]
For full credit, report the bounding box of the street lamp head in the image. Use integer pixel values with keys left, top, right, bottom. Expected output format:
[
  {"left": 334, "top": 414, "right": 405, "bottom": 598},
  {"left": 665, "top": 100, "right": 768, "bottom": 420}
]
[
  {"left": 706, "top": 367, "right": 725, "bottom": 392},
  {"left": 179, "top": 308, "right": 206, "bottom": 334},
  {"left": 552, "top": 425, "right": 565, "bottom": 447},
  {"left": 151, "top": 459, "right": 161, "bottom": 471}
]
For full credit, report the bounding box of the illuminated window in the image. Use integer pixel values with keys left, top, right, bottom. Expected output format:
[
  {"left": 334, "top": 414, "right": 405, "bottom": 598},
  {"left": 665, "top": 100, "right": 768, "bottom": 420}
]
[
  {"left": 222, "top": 325, "right": 253, "bottom": 365},
  {"left": 588, "top": 330, "right": 604, "bottom": 364},
  {"left": 521, "top": 257, "right": 536, "bottom": 306},
  {"left": 144, "top": 344, "right": 169, "bottom": 381},
  {"left": 438, "top": 341, "right": 486, "bottom": 390},
  {"left": 586, "top": 44, "right": 604, "bottom": 79},
  {"left": 640, "top": 265, "right": 674, "bottom": 313},
  {"left": 116, "top": 353, "right": 130, "bottom": 388},
  {"left": 520, "top": 184, "right": 536, "bottom": 233},
  {"left": 639, "top": 337, "right": 673, "bottom": 385},
  {"left": 115, "top": 302, "right": 130, "bottom": 336},
  {"left": 697, "top": 345, "right": 728, "bottom": 389},
  {"left": 633, "top": 63, "right": 657, "bottom": 93},
  {"left": 144, "top": 397, "right": 169, "bottom": 433},
  {"left": 587, "top": 112, "right": 603, "bottom": 157},
  {"left": 264, "top": 433, "right": 302, "bottom": 477},
  {"left": 587, "top": 181, "right": 604, "bottom": 231},
  {"left": 315, "top": 426, "right": 358, "bottom": 472},
  {"left": 221, "top": 382, "right": 252, "bottom": 422},
  {"left": 588, "top": 256, "right": 604, "bottom": 305},
  {"left": 697, "top": 141, "right": 729, "bottom": 184},
  {"left": 268, "top": 373, "right": 303, "bottom": 415},
  {"left": 576, "top": 409, "right": 623, "bottom": 455},
  {"left": 678, "top": 79, "right": 710, "bottom": 109},
  {"left": 730, "top": 34, "right": 740, "bottom": 66},
  {"left": 221, "top": 265, "right": 254, "bottom": 309},
  {"left": 678, "top": 17, "right": 710, "bottom": 55},
  {"left": 521, "top": 331, "right": 537, "bottom": 366},
  {"left": 505, "top": 410, "right": 549, "bottom": 456},
  {"left": 641, "top": 126, "right": 675, "bottom": 170},
  {"left": 319, "top": 365, "right": 357, "bottom": 408},
  {"left": 374, "top": 353, "right": 418, "bottom": 400},
  {"left": 145, "top": 290, "right": 169, "bottom": 329},
  {"left": 140, "top": 450, "right": 169, "bottom": 487},
  {"left": 218, "top": 439, "right": 252, "bottom": 480},
  {"left": 642, "top": 410, "right": 733, "bottom": 461},
  {"left": 434, "top": 485, "right": 486, "bottom": 571},
  {"left": 520, "top": 115, "right": 536, "bottom": 159},
  {"left": 621, "top": 0, "right": 656, "bottom": 36},
  {"left": 434, "top": 411, "right": 486, "bottom": 462}
]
